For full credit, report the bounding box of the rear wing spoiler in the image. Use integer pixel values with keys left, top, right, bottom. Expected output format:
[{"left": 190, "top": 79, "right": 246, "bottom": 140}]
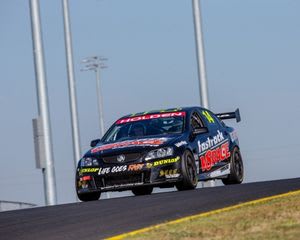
[{"left": 216, "top": 108, "right": 241, "bottom": 123}]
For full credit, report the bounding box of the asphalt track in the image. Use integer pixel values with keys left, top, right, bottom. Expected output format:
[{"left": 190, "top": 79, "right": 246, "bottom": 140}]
[{"left": 0, "top": 178, "right": 299, "bottom": 240}]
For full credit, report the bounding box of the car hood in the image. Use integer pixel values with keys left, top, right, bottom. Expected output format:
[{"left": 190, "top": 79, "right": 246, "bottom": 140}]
[{"left": 85, "top": 134, "right": 183, "bottom": 157}]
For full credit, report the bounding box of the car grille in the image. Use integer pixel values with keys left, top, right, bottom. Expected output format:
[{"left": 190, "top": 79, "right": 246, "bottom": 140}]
[
  {"left": 102, "top": 153, "right": 143, "bottom": 164},
  {"left": 105, "top": 174, "right": 142, "bottom": 187},
  {"left": 94, "top": 172, "right": 150, "bottom": 189}
]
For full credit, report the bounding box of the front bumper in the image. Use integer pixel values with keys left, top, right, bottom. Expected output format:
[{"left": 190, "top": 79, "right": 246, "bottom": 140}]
[{"left": 76, "top": 156, "right": 182, "bottom": 193}]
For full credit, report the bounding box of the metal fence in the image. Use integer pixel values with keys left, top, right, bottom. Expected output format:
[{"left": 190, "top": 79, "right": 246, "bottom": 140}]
[{"left": 0, "top": 201, "right": 36, "bottom": 212}]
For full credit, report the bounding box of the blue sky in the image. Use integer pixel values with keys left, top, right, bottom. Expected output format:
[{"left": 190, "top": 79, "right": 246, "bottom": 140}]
[{"left": 0, "top": 0, "right": 299, "bottom": 206}]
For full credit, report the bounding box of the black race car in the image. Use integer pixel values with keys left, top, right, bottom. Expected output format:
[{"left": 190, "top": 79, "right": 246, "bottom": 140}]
[{"left": 76, "top": 107, "right": 244, "bottom": 201}]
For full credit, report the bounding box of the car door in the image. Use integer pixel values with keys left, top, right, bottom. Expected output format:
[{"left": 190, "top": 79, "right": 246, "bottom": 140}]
[
  {"left": 196, "top": 109, "right": 231, "bottom": 175},
  {"left": 189, "top": 110, "right": 210, "bottom": 174}
]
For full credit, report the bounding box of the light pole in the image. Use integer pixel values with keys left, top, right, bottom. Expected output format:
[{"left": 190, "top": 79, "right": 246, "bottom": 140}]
[
  {"left": 81, "top": 56, "right": 107, "bottom": 137},
  {"left": 192, "top": 0, "right": 215, "bottom": 187},
  {"left": 81, "top": 56, "right": 109, "bottom": 199},
  {"left": 62, "top": 0, "right": 82, "bottom": 172},
  {"left": 192, "top": 0, "right": 209, "bottom": 109},
  {"left": 29, "top": 0, "right": 57, "bottom": 205}
]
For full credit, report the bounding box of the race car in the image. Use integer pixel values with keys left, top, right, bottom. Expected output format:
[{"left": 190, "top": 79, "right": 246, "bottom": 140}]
[{"left": 76, "top": 107, "right": 244, "bottom": 201}]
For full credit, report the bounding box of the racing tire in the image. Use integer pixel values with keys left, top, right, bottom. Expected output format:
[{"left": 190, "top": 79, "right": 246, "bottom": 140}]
[
  {"left": 176, "top": 150, "right": 198, "bottom": 191},
  {"left": 222, "top": 147, "right": 244, "bottom": 185},
  {"left": 132, "top": 186, "right": 153, "bottom": 196},
  {"left": 77, "top": 192, "right": 101, "bottom": 202}
]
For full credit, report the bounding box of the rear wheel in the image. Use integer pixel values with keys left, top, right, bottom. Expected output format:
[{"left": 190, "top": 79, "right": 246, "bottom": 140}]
[
  {"left": 77, "top": 191, "right": 101, "bottom": 202},
  {"left": 132, "top": 186, "right": 153, "bottom": 196},
  {"left": 176, "top": 150, "right": 198, "bottom": 191},
  {"left": 222, "top": 147, "right": 244, "bottom": 185}
]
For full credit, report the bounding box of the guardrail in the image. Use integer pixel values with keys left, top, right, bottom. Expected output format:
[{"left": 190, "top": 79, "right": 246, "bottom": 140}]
[{"left": 0, "top": 201, "right": 37, "bottom": 212}]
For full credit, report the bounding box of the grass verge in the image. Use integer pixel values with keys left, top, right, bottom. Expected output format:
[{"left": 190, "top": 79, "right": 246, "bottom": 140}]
[{"left": 121, "top": 191, "right": 300, "bottom": 240}]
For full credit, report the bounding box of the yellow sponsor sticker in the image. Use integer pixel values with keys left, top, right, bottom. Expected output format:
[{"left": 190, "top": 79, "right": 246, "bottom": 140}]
[
  {"left": 153, "top": 156, "right": 180, "bottom": 167},
  {"left": 146, "top": 163, "right": 153, "bottom": 169},
  {"left": 159, "top": 169, "right": 178, "bottom": 177},
  {"left": 79, "top": 168, "right": 99, "bottom": 174}
]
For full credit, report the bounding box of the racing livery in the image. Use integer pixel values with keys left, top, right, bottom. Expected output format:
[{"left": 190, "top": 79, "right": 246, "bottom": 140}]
[{"left": 76, "top": 107, "right": 244, "bottom": 201}]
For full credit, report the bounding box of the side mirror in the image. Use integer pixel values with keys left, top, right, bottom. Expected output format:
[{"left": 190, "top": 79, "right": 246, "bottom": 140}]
[
  {"left": 90, "top": 139, "right": 101, "bottom": 148},
  {"left": 192, "top": 127, "right": 208, "bottom": 135}
]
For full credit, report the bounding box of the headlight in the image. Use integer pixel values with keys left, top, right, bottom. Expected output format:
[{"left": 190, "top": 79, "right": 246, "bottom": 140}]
[
  {"left": 145, "top": 147, "right": 174, "bottom": 161},
  {"left": 80, "top": 157, "right": 99, "bottom": 167}
]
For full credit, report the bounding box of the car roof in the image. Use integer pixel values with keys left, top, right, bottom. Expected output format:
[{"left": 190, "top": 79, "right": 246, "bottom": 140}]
[{"left": 119, "top": 106, "right": 207, "bottom": 120}]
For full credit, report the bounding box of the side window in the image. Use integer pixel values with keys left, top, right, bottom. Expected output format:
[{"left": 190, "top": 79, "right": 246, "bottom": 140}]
[
  {"left": 190, "top": 112, "right": 204, "bottom": 129},
  {"left": 212, "top": 114, "right": 226, "bottom": 127}
]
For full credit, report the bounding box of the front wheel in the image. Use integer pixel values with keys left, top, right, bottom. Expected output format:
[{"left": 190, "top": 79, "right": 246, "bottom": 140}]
[
  {"left": 132, "top": 186, "right": 153, "bottom": 196},
  {"left": 77, "top": 192, "right": 101, "bottom": 202},
  {"left": 222, "top": 147, "right": 244, "bottom": 185},
  {"left": 176, "top": 150, "right": 198, "bottom": 191}
]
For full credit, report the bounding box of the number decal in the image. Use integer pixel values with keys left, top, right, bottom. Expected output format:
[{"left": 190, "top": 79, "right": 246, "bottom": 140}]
[{"left": 202, "top": 110, "right": 215, "bottom": 123}]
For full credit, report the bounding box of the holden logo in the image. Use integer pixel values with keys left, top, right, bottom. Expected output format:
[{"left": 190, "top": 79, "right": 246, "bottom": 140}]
[{"left": 117, "top": 154, "right": 126, "bottom": 163}]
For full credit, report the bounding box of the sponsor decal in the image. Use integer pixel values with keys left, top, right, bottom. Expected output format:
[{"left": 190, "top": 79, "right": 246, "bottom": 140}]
[
  {"left": 200, "top": 142, "right": 231, "bottom": 172},
  {"left": 165, "top": 174, "right": 180, "bottom": 179},
  {"left": 202, "top": 110, "right": 215, "bottom": 123},
  {"left": 80, "top": 176, "right": 91, "bottom": 181},
  {"left": 208, "top": 164, "right": 231, "bottom": 178},
  {"left": 128, "top": 163, "right": 144, "bottom": 171},
  {"left": 146, "top": 163, "right": 153, "bottom": 169},
  {"left": 98, "top": 167, "right": 111, "bottom": 175},
  {"left": 91, "top": 138, "right": 168, "bottom": 153},
  {"left": 78, "top": 181, "right": 89, "bottom": 189},
  {"left": 159, "top": 169, "right": 179, "bottom": 178},
  {"left": 101, "top": 182, "right": 143, "bottom": 190},
  {"left": 111, "top": 165, "right": 127, "bottom": 173},
  {"left": 98, "top": 165, "right": 128, "bottom": 175},
  {"left": 229, "top": 130, "right": 238, "bottom": 143},
  {"left": 79, "top": 168, "right": 99, "bottom": 174},
  {"left": 175, "top": 141, "right": 187, "bottom": 148},
  {"left": 153, "top": 156, "right": 180, "bottom": 166},
  {"left": 78, "top": 176, "right": 91, "bottom": 189},
  {"left": 116, "top": 111, "right": 186, "bottom": 124},
  {"left": 197, "top": 130, "right": 225, "bottom": 153},
  {"left": 96, "top": 157, "right": 181, "bottom": 176},
  {"left": 129, "top": 108, "right": 183, "bottom": 117}
]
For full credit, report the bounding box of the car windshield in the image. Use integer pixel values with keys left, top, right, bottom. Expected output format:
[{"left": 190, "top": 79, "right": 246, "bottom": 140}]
[{"left": 102, "top": 112, "right": 185, "bottom": 143}]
